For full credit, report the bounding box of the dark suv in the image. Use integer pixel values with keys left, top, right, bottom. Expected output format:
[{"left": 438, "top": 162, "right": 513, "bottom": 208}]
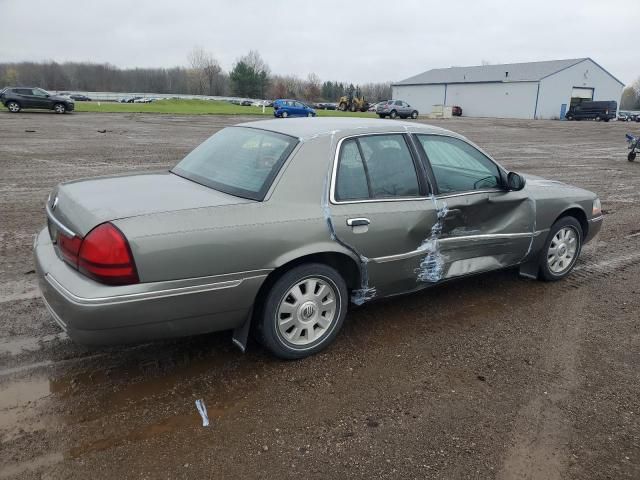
[
  {"left": 565, "top": 100, "right": 617, "bottom": 122},
  {"left": 0, "top": 87, "right": 75, "bottom": 114}
]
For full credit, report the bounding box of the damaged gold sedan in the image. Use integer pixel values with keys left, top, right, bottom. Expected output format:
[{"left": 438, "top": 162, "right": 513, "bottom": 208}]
[{"left": 35, "top": 118, "right": 603, "bottom": 359}]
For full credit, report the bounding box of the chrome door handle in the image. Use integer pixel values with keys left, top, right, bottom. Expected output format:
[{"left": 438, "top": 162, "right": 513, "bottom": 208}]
[{"left": 347, "top": 218, "right": 370, "bottom": 227}]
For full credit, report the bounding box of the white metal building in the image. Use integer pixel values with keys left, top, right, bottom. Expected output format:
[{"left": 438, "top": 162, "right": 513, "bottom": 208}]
[{"left": 392, "top": 58, "right": 624, "bottom": 120}]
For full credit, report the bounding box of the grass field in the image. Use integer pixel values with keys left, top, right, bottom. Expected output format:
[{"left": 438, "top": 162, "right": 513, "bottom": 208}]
[{"left": 75, "top": 99, "right": 376, "bottom": 117}]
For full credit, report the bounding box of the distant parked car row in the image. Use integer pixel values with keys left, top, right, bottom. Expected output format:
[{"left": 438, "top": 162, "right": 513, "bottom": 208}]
[
  {"left": 1, "top": 87, "right": 75, "bottom": 113},
  {"left": 618, "top": 111, "right": 640, "bottom": 122},
  {"left": 58, "top": 93, "right": 92, "bottom": 101},
  {"left": 119, "top": 96, "right": 158, "bottom": 103}
]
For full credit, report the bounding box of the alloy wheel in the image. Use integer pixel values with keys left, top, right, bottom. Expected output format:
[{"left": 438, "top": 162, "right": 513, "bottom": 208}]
[
  {"left": 547, "top": 227, "right": 578, "bottom": 274},
  {"left": 276, "top": 277, "right": 338, "bottom": 347}
]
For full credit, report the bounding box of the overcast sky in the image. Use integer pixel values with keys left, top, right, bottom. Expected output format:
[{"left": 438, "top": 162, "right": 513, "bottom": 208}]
[{"left": 1, "top": 0, "right": 638, "bottom": 85}]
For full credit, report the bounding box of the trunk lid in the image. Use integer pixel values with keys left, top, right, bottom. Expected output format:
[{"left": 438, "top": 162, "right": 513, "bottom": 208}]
[{"left": 48, "top": 171, "right": 252, "bottom": 237}]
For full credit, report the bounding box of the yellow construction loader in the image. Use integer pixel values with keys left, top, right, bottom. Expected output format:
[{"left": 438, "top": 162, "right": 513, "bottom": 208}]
[{"left": 337, "top": 88, "right": 369, "bottom": 112}]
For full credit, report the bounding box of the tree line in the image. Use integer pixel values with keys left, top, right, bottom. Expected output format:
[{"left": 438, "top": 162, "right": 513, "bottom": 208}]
[{"left": 0, "top": 48, "right": 392, "bottom": 103}]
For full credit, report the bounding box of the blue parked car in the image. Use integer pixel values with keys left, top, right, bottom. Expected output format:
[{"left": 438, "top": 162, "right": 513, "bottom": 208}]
[{"left": 273, "top": 99, "right": 316, "bottom": 118}]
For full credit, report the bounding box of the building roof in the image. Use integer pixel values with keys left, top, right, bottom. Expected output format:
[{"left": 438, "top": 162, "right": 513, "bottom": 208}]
[{"left": 394, "top": 58, "right": 600, "bottom": 86}]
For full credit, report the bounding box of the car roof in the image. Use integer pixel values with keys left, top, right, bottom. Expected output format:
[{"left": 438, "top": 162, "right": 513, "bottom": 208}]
[{"left": 236, "top": 117, "right": 455, "bottom": 141}]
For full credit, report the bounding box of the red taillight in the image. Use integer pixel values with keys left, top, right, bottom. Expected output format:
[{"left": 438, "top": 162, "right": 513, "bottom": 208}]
[
  {"left": 58, "top": 233, "right": 82, "bottom": 267},
  {"left": 57, "top": 222, "right": 138, "bottom": 286}
]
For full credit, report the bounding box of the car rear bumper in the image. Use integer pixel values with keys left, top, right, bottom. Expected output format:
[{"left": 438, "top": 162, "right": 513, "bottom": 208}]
[{"left": 34, "top": 228, "right": 268, "bottom": 345}]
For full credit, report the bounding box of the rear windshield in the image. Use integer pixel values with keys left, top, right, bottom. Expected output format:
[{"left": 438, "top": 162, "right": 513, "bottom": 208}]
[{"left": 171, "top": 127, "right": 298, "bottom": 201}]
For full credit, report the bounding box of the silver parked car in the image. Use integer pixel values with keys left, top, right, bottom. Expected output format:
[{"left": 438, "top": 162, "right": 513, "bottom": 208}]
[
  {"left": 376, "top": 100, "right": 419, "bottom": 119},
  {"left": 35, "top": 118, "right": 603, "bottom": 359}
]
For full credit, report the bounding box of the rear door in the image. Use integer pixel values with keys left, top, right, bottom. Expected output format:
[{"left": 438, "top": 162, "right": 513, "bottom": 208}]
[
  {"left": 14, "top": 88, "right": 36, "bottom": 108},
  {"left": 415, "top": 134, "right": 533, "bottom": 278},
  {"left": 329, "top": 133, "right": 438, "bottom": 296}
]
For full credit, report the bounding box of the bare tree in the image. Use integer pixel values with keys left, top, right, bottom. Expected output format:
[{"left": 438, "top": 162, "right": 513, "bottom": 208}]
[
  {"left": 304, "top": 73, "right": 321, "bottom": 101},
  {"left": 187, "top": 47, "right": 223, "bottom": 95}
]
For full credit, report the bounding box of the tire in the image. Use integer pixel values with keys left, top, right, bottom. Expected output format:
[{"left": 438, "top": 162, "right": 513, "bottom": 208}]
[
  {"left": 338, "top": 103, "right": 347, "bottom": 111},
  {"left": 53, "top": 103, "right": 66, "bottom": 114},
  {"left": 629, "top": 152, "right": 636, "bottom": 162},
  {"left": 6, "top": 101, "right": 21, "bottom": 113},
  {"left": 411, "top": 110, "right": 418, "bottom": 119},
  {"left": 281, "top": 111, "right": 288, "bottom": 118},
  {"left": 389, "top": 110, "right": 397, "bottom": 119},
  {"left": 566, "top": 114, "right": 573, "bottom": 121},
  {"left": 378, "top": 114, "right": 386, "bottom": 119},
  {"left": 256, "top": 263, "right": 348, "bottom": 360},
  {"left": 538, "top": 216, "right": 583, "bottom": 281},
  {"left": 595, "top": 115, "right": 601, "bottom": 122},
  {"left": 307, "top": 112, "right": 313, "bottom": 117}
]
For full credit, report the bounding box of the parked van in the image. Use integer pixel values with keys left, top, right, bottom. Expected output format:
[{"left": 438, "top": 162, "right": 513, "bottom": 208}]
[{"left": 565, "top": 101, "right": 617, "bottom": 122}]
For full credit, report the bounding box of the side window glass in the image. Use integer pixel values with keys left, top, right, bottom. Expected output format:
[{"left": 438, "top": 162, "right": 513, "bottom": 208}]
[
  {"left": 418, "top": 135, "right": 502, "bottom": 194},
  {"left": 358, "top": 135, "right": 420, "bottom": 198},
  {"left": 335, "top": 139, "right": 369, "bottom": 201}
]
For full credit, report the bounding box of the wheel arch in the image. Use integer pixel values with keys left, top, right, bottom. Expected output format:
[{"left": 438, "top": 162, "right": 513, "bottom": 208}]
[
  {"left": 554, "top": 206, "right": 588, "bottom": 239},
  {"left": 252, "top": 250, "right": 361, "bottom": 318}
]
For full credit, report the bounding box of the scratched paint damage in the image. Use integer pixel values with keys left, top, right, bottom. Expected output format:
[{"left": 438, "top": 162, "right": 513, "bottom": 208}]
[
  {"left": 415, "top": 196, "right": 449, "bottom": 283},
  {"left": 321, "top": 131, "right": 377, "bottom": 305}
]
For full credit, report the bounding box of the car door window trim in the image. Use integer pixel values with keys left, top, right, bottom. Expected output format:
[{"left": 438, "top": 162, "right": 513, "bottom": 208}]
[
  {"left": 330, "top": 132, "right": 430, "bottom": 205},
  {"left": 413, "top": 133, "right": 508, "bottom": 196}
]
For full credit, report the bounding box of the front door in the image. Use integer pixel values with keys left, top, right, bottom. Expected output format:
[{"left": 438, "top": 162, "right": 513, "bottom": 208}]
[
  {"left": 415, "top": 134, "right": 533, "bottom": 278},
  {"left": 328, "top": 133, "right": 438, "bottom": 296},
  {"left": 30, "top": 88, "right": 52, "bottom": 108}
]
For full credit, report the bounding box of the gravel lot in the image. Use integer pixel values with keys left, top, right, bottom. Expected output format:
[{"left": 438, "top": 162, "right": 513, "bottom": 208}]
[{"left": 1, "top": 111, "right": 639, "bottom": 479}]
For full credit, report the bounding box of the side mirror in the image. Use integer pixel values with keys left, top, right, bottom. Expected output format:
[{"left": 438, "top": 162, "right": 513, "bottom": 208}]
[{"left": 507, "top": 172, "right": 526, "bottom": 191}]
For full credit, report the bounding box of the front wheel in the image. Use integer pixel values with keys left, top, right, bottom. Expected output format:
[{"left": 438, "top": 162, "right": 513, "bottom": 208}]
[
  {"left": 281, "top": 111, "right": 288, "bottom": 118},
  {"left": 629, "top": 152, "right": 636, "bottom": 162},
  {"left": 307, "top": 112, "right": 313, "bottom": 117},
  {"left": 538, "top": 217, "right": 582, "bottom": 281},
  {"left": 53, "top": 103, "right": 66, "bottom": 114},
  {"left": 595, "top": 115, "right": 601, "bottom": 122},
  {"left": 389, "top": 110, "right": 397, "bottom": 119},
  {"left": 411, "top": 110, "right": 418, "bottom": 119},
  {"left": 7, "top": 101, "right": 21, "bottom": 113},
  {"left": 256, "top": 263, "right": 348, "bottom": 359}
]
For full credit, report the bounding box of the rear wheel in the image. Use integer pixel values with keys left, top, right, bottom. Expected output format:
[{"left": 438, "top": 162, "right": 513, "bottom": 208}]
[
  {"left": 53, "top": 103, "right": 66, "bottom": 114},
  {"left": 307, "top": 112, "right": 313, "bottom": 117},
  {"left": 7, "top": 101, "right": 20, "bottom": 113},
  {"left": 256, "top": 263, "right": 348, "bottom": 359},
  {"left": 595, "top": 115, "right": 601, "bottom": 122},
  {"left": 629, "top": 152, "right": 636, "bottom": 162},
  {"left": 378, "top": 114, "right": 386, "bottom": 119},
  {"left": 389, "top": 110, "right": 397, "bottom": 119},
  {"left": 538, "top": 217, "right": 582, "bottom": 281},
  {"left": 566, "top": 114, "right": 573, "bottom": 121}
]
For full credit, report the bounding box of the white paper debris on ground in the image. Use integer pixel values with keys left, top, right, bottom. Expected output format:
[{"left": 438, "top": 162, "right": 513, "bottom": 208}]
[{"left": 195, "top": 399, "right": 210, "bottom": 427}]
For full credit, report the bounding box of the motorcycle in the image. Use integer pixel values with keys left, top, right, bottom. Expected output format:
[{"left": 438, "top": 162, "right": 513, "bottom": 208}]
[{"left": 626, "top": 133, "right": 638, "bottom": 162}]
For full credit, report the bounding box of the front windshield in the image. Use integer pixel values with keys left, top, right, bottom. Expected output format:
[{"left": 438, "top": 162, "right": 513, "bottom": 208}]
[{"left": 171, "top": 127, "right": 298, "bottom": 201}]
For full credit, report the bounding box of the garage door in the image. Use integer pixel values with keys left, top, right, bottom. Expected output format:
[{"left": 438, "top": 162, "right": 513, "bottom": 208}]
[
  {"left": 570, "top": 87, "right": 594, "bottom": 108},
  {"left": 571, "top": 87, "right": 594, "bottom": 99}
]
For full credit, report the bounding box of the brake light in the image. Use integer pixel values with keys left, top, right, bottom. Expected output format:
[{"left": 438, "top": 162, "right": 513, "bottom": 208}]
[
  {"left": 78, "top": 223, "right": 139, "bottom": 285},
  {"left": 58, "top": 233, "right": 82, "bottom": 266}
]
